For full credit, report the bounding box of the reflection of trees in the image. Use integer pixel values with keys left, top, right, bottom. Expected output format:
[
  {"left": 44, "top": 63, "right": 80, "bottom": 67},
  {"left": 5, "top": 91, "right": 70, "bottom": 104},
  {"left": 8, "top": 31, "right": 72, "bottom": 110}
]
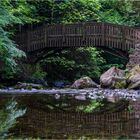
[{"left": 0, "top": 99, "right": 26, "bottom": 138}]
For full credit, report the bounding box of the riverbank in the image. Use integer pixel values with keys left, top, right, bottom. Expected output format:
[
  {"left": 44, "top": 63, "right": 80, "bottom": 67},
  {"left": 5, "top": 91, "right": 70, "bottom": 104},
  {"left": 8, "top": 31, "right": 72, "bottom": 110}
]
[{"left": 0, "top": 88, "right": 140, "bottom": 101}]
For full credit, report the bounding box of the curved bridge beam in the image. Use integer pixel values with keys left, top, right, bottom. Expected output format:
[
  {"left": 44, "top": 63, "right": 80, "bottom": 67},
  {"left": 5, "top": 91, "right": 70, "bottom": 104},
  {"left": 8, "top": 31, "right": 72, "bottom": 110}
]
[{"left": 15, "top": 22, "right": 140, "bottom": 62}]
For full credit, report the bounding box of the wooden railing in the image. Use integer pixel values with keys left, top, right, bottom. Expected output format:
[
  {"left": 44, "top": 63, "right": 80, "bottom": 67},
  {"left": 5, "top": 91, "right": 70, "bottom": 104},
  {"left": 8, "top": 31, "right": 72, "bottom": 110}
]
[
  {"left": 15, "top": 109, "right": 140, "bottom": 138},
  {"left": 16, "top": 22, "right": 140, "bottom": 53}
]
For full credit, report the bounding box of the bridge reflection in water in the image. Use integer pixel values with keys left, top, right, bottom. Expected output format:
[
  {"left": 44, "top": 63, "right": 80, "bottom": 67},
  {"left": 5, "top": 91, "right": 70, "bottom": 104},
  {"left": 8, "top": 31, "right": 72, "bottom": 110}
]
[{"left": 0, "top": 93, "right": 140, "bottom": 139}]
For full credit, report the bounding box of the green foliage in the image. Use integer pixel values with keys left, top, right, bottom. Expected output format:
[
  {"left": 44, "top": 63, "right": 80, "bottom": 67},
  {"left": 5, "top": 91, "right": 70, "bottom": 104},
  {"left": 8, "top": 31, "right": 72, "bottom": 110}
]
[
  {"left": 128, "top": 48, "right": 135, "bottom": 54},
  {"left": 28, "top": 0, "right": 100, "bottom": 23},
  {"left": 99, "top": 0, "right": 137, "bottom": 26},
  {"left": 114, "top": 81, "right": 127, "bottom": 89},
  {"left": 29, "top": 0, "right": 138, "bottom": 25},
  {"left": 77, "top": 98, "right": 129, "bottom": 113},
  {"left": 77, "top": 100, "right": 104, "bottom": 113},
  {"left": 1, "top": 0, "right": 139, "bottom": 81},
  {"left": 101, "top": 53, "right": 127, "bottom": 71},
  {"left": 127, "top": 105, "right": 134, "bottom": 113},
  {"left": 0, "top": 28, "right": 25, "bottom": 78},
  {"left": 0, "top": 0, "right": 34, "bottom": 79},
  {"left": 32, "top": 63, "right": 47, "bottom": 80},
  {"left": 20, "top": 63, "right": 47, "bottom": 81},
  {"left": 0, "top": 99, "right": 26, "bottom": 138},
  {"left": 28, "top": 0, "right": 137, "bottom": 82},
  {"left": 56, "top": 0, "right": 101, "bottom": 23},
  {"left": 42, "top": 47, "right": 105, "bottom": 81}
]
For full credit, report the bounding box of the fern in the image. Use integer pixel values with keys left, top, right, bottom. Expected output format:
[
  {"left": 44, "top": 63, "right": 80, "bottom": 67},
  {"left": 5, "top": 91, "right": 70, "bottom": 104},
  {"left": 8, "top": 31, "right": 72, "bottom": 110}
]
[
  {"left": 0, "top": 1, "right": 34, "bottom": 78},
  {"left": 0, "top": 99, "right": 26, "bottom": 138}
]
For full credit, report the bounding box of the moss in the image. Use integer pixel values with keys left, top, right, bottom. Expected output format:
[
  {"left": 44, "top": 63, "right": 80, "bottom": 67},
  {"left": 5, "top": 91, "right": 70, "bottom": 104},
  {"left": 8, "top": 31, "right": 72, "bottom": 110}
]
[
  {"left": 126, "top": 65, "right": 140, "bottom": 78},
  {"left": 27, "top": 85, "right": 32, "bottom": 90},
  {"left": 114, "top": 81, "right": 127, "bottom": 89},
  {"left": 36, "top": 86, "right": 43, "bottom": 90},
  {"left": 0, "top": 84, "right": 4, "bottom": 89}
]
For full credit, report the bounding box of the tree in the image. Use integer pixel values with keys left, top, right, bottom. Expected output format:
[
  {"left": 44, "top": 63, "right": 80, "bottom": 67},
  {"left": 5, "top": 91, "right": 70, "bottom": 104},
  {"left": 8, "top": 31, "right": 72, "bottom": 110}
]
[
  {"left": 1, "top": 0, "right": 139, "bottom": 82},
  {"left": 28, "top": 0, "right": 138, "bottom": 25},
  {"left": 42, "top": 47, "right": 105, "bottom": 82},
  {"left": 0, "top": 0, "right": 34, "bottom": 78},
  {"left": 0, "top": 99, "right": 26, "bottom": 138},
  {"left": 28, "top": 0, "right": 101, "bottom": 24},
  {"left": 98, "top": 0, "right": 138, "bottom": 26}
]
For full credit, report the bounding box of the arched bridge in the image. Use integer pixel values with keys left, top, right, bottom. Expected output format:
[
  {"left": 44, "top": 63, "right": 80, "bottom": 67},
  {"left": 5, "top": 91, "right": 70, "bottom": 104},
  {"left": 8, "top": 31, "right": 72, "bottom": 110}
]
[{"left": 16, "top": 22, "right": 140, "bottom": 63}]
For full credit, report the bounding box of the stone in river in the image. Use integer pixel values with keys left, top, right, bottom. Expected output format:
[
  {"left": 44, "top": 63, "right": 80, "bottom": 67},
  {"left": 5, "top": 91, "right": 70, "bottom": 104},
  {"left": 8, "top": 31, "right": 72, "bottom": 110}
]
[
  {"left": 71, "top": 76, "right": 98, "bottom": 89},
  {"left": 127, "top": 65, "right": 140, "bottom": 89},
  {"left": 14, "top": 82, "right": 43, "bottom": 90},
  {"left": 100, "top": 67, "right": 126, "bottom": 89}
]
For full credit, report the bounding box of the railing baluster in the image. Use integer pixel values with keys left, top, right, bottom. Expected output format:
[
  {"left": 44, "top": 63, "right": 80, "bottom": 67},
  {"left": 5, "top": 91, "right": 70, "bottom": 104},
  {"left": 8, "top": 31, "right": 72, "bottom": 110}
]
[
  {"left": 16, "top": 22, "right": 140, "bottom": 57},
  {"left": 102, "top": 23, "right": 105, "bottom": 46}
]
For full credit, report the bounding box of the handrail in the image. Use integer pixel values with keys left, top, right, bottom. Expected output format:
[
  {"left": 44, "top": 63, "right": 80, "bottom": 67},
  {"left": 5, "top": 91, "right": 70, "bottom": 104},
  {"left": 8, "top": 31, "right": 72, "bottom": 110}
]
[{"left": 15, "top": 22, "right": 140, "bottom": 53}]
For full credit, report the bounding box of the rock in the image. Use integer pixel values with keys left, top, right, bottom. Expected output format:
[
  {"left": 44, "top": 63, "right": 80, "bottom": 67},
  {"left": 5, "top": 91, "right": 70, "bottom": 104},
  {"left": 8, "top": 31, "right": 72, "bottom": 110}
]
[
  {"left": 71, "top": 76, "right": 98, "bottom": 89},
  {"left": 100, "top": 67, "right": 126, "bottom": 88},
  {"left": 75, "top": 95, "right": 86, "bottom": 100},
  {"left": 127, "top": 65, "right": 140, "bottom": 89},
  {"left": 105, "top": 95, "right": 120, "bottom": 103},
  {"left": 14, "top": 82, "right": 43, "bottom": 90},
  {"left": 27, "top": 78, "right": 48, "bottom": 87},
  {"left": 114, "top": 80, "right": 127, "bottom": 89}
]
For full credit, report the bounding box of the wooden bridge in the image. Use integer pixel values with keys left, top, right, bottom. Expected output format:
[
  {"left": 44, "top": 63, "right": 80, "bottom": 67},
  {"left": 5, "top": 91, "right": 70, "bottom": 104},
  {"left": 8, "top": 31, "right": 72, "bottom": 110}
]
[{"left": 16, "top": 22, "right": 140, "bottom": 62}]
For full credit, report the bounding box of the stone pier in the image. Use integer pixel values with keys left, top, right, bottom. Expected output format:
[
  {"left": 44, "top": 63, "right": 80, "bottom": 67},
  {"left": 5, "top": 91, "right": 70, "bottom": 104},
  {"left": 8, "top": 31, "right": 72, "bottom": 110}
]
[{"left": 127, "top": 44, "right": 140, "bottom": 69}]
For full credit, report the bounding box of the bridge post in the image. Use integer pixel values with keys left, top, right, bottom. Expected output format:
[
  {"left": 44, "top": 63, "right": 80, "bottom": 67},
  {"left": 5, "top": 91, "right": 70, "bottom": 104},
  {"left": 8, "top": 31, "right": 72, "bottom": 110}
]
[
  {"left": 44, "top": 24, "right": 47, "bottom": 46},
  {"left": 26, "top": 30, "right": 30, "bottom": 52},
  {"left": 101, "top": 23, "right": 105, "bottom": 46},
  {"left": 62, "top": 24, "right": 65, "bottom": 44},
  {"left": 122, "top": 27, "right": 126, "bottom": 50},
  {"left": 82, "top": 23, "right": 85, "bottom": 44}
]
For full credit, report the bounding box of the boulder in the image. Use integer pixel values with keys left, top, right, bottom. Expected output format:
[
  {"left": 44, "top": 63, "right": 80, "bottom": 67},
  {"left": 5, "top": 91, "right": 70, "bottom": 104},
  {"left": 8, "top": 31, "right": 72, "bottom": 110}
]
[
  {"left": 100, "top": 67, "right": 126, "bottom": 88},
  {"left": 71, "top": 76, "right": 98, "bottom": 89},
  {"left": 14, "top": 82, "right": 43, "bottom": 90},
  {"left": 127, "top": 65, "right": 140, "bottom": 89}
]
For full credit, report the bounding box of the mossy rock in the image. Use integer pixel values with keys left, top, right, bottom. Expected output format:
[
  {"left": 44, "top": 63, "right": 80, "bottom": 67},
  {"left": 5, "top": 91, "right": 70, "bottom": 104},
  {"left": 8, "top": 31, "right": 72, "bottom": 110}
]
[
  {"left": 126, "top": 65, "right": 140, "bottom": 89},
  {"left": 26, "top": 85, "right": 33, "bottom": 90},
  {"left": 126, "top": 65, "right": 140, "bottom": 79},
  {"left": 114, "top": 80, "right": 127, "bottom": 89},
  {"left": 14, "top": 82, "right": 44, "bottom": 90}
]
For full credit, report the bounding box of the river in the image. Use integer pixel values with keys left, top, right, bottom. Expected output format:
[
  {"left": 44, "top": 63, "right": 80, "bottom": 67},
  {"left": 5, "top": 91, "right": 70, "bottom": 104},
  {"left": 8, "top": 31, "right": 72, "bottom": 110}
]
[{"left": 0, "top": 88, "right": 139, "bottom": 139}]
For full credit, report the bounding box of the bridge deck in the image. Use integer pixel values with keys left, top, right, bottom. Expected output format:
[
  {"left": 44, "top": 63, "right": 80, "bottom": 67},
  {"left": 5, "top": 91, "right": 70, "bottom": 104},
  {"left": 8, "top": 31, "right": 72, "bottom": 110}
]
[{"left": 16, "top": 22, "right": 140, "bottom": 53}]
